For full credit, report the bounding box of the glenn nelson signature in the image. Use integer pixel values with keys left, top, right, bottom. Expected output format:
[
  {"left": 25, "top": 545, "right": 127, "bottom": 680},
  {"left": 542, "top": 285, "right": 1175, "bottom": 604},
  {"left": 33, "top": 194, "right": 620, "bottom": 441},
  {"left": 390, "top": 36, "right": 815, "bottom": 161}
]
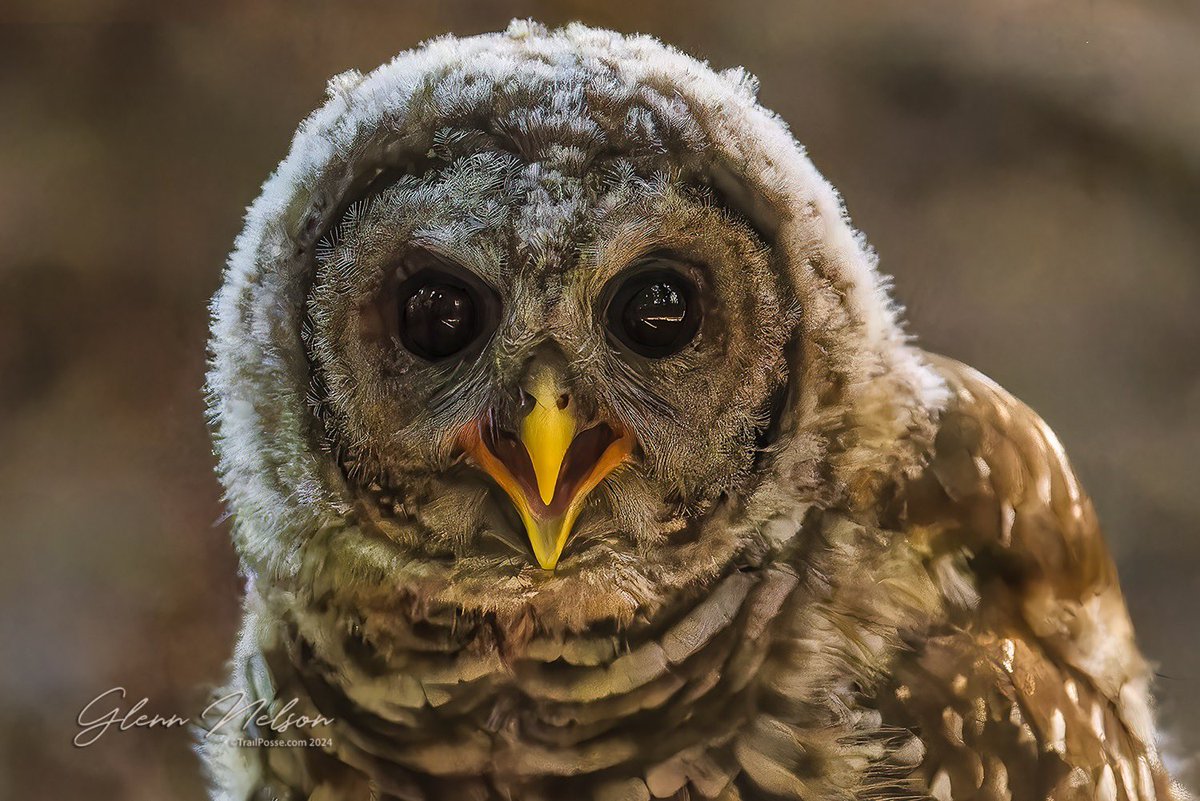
[{"left": 73, "top": 687, "right": 334, "bottom": 747}]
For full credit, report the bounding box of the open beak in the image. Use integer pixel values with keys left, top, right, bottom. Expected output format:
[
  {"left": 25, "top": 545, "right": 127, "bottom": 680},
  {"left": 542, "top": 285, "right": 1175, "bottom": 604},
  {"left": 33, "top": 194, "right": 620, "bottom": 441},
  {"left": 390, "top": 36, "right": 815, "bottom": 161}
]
[{"left": 458, "top": 373, "right": 632, "bottom": 570}]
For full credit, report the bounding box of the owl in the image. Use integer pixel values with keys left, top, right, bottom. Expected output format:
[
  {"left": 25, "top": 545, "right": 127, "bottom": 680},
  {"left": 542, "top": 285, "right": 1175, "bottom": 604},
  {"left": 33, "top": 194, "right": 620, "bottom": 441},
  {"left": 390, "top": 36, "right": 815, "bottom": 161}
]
[{"left": 202, "top": 21, "right": 1184, "bottom": 801}]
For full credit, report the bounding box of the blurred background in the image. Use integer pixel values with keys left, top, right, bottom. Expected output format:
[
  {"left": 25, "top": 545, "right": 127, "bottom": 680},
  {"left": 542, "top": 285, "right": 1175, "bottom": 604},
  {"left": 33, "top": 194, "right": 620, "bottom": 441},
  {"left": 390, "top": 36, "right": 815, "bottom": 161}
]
[{"left": 1, "top": 1, "right": 1197, "bottom": 797}]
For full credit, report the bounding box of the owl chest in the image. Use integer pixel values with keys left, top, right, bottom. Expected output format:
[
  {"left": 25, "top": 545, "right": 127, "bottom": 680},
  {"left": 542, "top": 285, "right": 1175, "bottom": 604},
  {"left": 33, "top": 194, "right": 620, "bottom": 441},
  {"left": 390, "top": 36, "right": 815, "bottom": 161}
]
[{"left": 270, "top": 566, "right": 810, "bottom": 795}]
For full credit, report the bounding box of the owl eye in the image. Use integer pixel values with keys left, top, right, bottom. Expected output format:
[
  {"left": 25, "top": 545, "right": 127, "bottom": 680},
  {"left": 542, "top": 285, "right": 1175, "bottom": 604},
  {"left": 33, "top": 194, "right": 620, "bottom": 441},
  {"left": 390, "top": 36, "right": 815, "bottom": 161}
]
[
  {"left": 398, "top": 271, "right": 481, "bottom": 360},
  {"left": 606, "top": 266, "right": 702, "bottom": 358}
]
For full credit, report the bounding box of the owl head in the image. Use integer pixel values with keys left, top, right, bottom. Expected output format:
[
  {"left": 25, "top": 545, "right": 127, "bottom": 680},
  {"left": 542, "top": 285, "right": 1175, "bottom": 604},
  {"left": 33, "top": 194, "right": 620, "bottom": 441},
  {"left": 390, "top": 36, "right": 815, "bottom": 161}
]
[{"left": 208, "top": 21, "right": 944, "bottom": 631}]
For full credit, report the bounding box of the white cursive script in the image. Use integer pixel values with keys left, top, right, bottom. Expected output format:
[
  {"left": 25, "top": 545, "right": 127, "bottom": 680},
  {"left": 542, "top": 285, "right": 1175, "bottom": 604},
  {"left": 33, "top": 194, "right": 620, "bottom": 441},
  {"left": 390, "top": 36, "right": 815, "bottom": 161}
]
[
  {"left": 75, "top": 687, "right": 189, "bottom": 747},
  {"left": 200, "top": 692, "right": 334, "bottom": 740},
  {"left": 73, "top": 687, "right": 335, "bottom": 747}
]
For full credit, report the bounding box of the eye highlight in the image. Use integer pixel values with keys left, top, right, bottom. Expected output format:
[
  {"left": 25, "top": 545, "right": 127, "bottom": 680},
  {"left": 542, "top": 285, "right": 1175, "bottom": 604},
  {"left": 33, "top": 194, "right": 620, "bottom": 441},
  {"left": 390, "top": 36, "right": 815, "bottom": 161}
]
[
  {"left": 606, "top": 263, "right": 702, "bottom": 358},
  {"left": 398, "top": 270, "right": 483, "bottom": 360}
]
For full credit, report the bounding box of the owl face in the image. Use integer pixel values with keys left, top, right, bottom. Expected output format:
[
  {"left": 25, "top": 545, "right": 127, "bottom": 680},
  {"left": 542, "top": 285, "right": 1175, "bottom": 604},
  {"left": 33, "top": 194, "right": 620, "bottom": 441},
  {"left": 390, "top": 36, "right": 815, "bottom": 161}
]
[
  {"left": 307, "top": 148, "right": 794, "bottom": 593},
  {"left": 213, "top": 23, "right": 939, "bottom": 629}
]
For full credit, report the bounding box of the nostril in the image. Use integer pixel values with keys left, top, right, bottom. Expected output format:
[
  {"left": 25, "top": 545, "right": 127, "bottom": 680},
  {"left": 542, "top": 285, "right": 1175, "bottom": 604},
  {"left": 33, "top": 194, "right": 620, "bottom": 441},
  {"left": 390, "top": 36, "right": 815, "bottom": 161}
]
[
  {"left": 517, "top": 388, "right": 536, "bottom": 413},
  {"left": 556, "top": 393, "right": 570, "bottom": 410}
]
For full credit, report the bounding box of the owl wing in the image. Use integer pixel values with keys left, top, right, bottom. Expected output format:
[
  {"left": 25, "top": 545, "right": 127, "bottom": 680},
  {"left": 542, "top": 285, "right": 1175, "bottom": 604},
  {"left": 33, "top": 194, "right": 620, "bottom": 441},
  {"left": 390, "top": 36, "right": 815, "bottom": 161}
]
[{"left": 876, "top": 354, "right": 1179, "bottom": 801}]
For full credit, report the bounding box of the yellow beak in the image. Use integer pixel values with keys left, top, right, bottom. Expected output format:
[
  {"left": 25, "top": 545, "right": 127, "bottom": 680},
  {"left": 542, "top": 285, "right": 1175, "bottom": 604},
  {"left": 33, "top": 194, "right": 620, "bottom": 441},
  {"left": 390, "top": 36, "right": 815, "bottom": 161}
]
[
  {"left": 522, "top": 372, "right": 576, "bottom": 507},
  {"left": 460, "top": 373, "right": 631, "bottom": 570}
]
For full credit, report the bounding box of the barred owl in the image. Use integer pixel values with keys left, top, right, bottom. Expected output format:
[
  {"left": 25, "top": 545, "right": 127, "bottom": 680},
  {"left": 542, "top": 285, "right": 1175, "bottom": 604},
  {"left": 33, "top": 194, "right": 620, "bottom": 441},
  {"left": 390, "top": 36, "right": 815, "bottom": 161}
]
[{"left": 202, "top": 21, "right": 1183, "bottom": 801}]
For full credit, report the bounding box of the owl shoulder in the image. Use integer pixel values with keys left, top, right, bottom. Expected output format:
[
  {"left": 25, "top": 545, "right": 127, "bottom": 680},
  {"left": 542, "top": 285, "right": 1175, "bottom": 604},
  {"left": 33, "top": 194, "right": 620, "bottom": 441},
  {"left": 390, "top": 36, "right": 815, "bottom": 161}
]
[
  {"left": 872, "top": 354, "right": 1177, "bottom": 799},
  {"left": 905, "top": 353, "right": 1117, "bottom": 608}
]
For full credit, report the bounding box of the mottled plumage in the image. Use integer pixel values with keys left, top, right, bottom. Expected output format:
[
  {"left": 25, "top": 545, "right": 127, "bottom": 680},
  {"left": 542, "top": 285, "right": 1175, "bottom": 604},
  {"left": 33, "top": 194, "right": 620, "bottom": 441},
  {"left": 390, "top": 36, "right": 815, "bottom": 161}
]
[{"left": 202, "top": 22, "right": 1182, "bottom": 801}]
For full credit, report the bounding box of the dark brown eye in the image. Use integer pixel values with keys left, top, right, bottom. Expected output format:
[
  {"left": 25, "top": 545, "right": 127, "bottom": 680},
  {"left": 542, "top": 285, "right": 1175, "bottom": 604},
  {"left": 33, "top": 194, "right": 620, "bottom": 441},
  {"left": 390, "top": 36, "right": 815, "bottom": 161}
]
[
  {"left": 399, "top": 274, "right": 480, "bottom": 360},
  {"left": 607, "top": 267, "right": 702, "bottom": 357}
]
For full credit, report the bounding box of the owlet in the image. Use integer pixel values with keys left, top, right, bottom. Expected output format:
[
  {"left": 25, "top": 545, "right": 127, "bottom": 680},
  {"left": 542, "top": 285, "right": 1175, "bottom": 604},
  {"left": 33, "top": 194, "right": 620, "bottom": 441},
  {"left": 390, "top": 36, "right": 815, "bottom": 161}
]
[{"left": 202, "top": 21, "right": 1183, "bottom": 801}]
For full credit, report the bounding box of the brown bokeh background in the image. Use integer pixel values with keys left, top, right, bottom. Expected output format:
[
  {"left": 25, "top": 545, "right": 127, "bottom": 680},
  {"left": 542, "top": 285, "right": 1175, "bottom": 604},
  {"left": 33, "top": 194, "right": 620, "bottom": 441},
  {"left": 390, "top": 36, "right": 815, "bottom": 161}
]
[{"left": 1, "top": 1, "right": 1196, "bottom": 798}]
